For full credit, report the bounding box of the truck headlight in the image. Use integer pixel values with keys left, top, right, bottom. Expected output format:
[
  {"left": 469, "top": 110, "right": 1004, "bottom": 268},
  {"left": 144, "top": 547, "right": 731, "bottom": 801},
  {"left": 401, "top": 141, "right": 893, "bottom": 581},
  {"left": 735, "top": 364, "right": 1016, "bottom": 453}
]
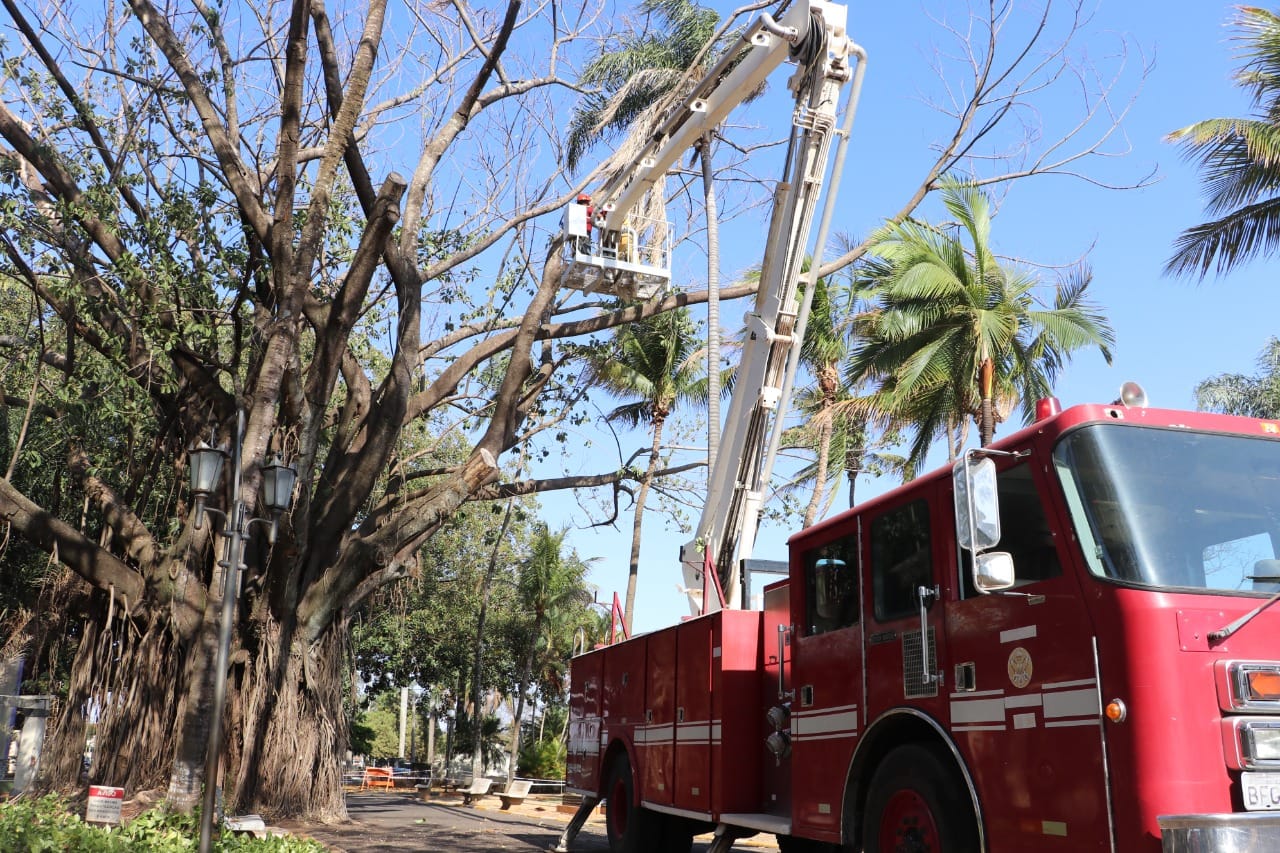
[{"left": 1243, "top": 722, "right": 1280, "bottom": 767}]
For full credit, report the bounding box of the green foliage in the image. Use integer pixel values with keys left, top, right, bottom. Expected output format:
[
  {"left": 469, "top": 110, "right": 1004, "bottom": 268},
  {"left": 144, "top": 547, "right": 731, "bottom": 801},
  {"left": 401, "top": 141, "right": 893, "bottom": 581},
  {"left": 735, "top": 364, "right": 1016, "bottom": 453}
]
[
  {"left": 351, "top": 497, "right": 530, "bottom": 696},
  {"left": 517, "top": 735, "right": 565, "bottom": 780},
  {"left": 1196, "top": 337, "right": 1280, "bottom": 418},
  {"left": 851, "top": 180, "right": 1115, "bottom": 470},
  {"left": 348, "top": 714, "right": 376, "bottom": 758},
  {"left": 351, "top": 690, "right": 432, "bottom": 762},
  {"left": 589, "top": 306, "right": 705, "bottom": 427},
  {"left": 566, "top": 0, "right": 730, "bottom": 169},
  {"left": 0, "top": 795, "right": 326, "bottom": 851},
  {"left": 451, "top": 713, "right": 507, "bottom": 769}
]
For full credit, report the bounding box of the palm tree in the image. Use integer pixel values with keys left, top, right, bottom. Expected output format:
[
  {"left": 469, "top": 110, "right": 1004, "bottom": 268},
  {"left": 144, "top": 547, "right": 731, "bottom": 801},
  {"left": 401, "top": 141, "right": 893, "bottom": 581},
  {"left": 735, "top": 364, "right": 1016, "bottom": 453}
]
[
  {"left": 793, "top": 274, "right": 848, "bottom": 525},
  {"left": 506, "top": 525, "right": 590, "bottom": 790},
  {"left": 565, "top": 0, "right": 721, "bottom": 173},
  {"left": 589, "top": 307, "right": 704, "bottom": 631},
  {"left": 783, "top": 390, "right": 909, "bottom": 520},
  {"left": 850, "top": 180, "right": 1115, "bottom": 472},
  {"left": 566, "top": 0, "right": 744, "bottom": 475},
  {"left": 1166, "top": 7, "right": 1280, "bottom": 278},
  {"left": 1196, "top": 337, "right": 1280, "bottom": 418},
  {"left": 778, "top": 266, "right": 910, "bottom": 522}
]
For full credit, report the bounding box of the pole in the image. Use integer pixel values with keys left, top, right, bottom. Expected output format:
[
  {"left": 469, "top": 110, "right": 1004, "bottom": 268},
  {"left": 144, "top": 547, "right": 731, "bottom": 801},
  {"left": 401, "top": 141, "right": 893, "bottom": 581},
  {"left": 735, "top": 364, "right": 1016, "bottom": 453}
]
[
  {"left": 399, "top": 687, "right": 408, "bottom": 759},
  {"left": 198, "top": 411, "right": 246, "bottom": 853}
]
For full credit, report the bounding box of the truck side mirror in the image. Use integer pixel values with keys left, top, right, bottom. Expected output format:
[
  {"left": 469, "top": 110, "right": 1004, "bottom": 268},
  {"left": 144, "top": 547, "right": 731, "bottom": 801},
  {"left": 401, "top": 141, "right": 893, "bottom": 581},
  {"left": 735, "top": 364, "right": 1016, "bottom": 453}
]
[
  {"left": 974, "top": 552, "right": 1016, "bottom": 593},
  {"left": 953, "top": 456, "right": 1001, "bottom": 552}
]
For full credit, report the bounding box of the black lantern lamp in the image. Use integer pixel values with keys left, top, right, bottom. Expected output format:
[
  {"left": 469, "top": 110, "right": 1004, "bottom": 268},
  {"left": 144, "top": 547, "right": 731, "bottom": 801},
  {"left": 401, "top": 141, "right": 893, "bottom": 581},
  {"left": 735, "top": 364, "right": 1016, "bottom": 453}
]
[
  {"left": 259, "top": 453, "right": 297, "bottom": 543},
  {"left": 189, "top": 441, "right": 228, "bottom": 530}
]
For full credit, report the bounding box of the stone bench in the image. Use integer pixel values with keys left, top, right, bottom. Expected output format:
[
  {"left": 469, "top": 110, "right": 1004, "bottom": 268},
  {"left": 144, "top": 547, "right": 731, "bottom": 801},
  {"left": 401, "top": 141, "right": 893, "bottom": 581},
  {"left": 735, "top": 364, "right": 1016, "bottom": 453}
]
[
  {"left": 499, "top": 779, "right": 533, "bottom": 810},
  {"left": 461, "top": 777, "right": 493, "bottom": 805}
]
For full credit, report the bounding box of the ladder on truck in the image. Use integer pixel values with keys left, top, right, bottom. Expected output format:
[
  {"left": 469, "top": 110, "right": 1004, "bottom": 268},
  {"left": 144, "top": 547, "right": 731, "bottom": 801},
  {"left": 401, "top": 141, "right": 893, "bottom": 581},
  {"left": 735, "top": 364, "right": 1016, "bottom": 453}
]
[{"left": 560, "top": 0, "right": 866, "bottom": 615}]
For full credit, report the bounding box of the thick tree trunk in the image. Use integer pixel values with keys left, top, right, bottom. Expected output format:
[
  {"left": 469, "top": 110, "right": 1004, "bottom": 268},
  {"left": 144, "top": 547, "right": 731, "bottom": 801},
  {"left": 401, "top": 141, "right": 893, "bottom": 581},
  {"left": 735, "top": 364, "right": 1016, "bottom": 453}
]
[
  {"left": 40, "top": 584, "right": 183, "bottom": 798},
  {"left": 230, "top": 619, "right": 349, "bottom": 820},
  {"left": 38, "top": 567, "right": 350, "bottom": 822}
]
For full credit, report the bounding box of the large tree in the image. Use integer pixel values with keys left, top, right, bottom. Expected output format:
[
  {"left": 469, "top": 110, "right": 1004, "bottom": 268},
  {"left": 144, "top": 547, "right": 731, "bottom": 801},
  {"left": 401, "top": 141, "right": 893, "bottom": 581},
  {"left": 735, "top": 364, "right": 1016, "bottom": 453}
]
[
  {"left": 0, "top": 0, "right": 743, "bottom": 822},
  {"left": 0, "top": 0, "right": 1149, "bottom": 823}
]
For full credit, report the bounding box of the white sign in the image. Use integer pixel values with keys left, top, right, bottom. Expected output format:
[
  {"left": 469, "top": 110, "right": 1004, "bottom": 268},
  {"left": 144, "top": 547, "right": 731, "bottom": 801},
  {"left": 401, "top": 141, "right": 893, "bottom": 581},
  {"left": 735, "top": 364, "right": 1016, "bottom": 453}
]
[{"left": 86, "top": 785, "right": 124, "bottom": 824}]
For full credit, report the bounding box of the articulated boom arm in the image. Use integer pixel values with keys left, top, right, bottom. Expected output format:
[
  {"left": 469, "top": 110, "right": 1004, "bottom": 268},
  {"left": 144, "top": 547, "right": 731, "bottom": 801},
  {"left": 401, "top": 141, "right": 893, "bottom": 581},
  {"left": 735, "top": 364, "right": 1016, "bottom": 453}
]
[
  {"left": 678, "top": 3, "right": 865, "bottom": 613},
  {"left": 563, "top": 0, "right": 865, "bottom": 615}
]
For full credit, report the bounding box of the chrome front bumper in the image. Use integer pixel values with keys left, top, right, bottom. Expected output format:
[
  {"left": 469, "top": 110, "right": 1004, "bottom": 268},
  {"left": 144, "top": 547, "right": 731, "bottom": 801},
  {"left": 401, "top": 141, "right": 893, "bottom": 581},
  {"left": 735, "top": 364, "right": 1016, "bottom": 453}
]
[{"left": 1159, "top": 813, "right": 1280, "bottom": 852}]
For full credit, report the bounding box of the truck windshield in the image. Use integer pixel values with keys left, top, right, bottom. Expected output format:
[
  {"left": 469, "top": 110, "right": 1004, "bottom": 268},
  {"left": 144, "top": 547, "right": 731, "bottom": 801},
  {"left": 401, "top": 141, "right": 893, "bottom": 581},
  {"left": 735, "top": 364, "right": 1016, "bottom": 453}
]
[{"left": 1053, "top": 423, "right": 1280, "bottom": 594}]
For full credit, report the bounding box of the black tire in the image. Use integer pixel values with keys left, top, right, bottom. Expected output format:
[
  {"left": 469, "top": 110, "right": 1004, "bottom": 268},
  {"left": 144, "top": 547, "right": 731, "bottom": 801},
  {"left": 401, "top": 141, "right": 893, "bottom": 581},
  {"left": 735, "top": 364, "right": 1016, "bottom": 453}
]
[
  {"left": 604, "top": 753, "right": 657, "bottom": 853},
  {"left": 861, "top": 743, "right": 978, "bottom": 853}
]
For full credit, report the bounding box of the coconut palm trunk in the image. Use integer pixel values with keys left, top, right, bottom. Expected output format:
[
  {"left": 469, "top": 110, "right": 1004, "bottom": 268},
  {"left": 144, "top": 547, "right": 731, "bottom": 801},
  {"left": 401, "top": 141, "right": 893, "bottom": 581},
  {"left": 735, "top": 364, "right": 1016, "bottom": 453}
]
[
  {"left": 702, "top": 136, "right": 721, "bottom": 470},
  {"left": 802, "top": 362, "right": 841, "bottom": 527},
  {"left": 979, "top": 356, "right": 996, "bottom": 446},
  {"left": 625, "top": 412, "right": 666, "bottom": 632}
]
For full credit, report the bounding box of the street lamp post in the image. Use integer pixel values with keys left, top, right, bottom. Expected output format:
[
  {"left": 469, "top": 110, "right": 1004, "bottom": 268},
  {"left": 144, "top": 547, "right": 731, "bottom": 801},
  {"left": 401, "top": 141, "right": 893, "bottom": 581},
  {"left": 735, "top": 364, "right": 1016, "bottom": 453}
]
[{"left": 189, "top": 410, "right": 296, "bottom": 853}]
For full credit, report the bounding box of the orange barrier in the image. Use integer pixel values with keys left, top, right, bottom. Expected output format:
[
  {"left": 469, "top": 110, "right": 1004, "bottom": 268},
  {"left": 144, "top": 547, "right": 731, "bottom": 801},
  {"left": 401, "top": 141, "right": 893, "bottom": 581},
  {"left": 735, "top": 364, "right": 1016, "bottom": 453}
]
[{"left": 361, "top": 767, "right": 395, "bottom": 791}]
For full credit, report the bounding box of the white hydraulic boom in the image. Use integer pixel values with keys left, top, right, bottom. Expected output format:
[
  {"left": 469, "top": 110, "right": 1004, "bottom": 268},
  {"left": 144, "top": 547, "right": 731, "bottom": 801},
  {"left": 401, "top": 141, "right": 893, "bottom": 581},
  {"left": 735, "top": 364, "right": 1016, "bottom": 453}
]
[{"left": 563, "top": 0, "right": 866, "bottom": 613}]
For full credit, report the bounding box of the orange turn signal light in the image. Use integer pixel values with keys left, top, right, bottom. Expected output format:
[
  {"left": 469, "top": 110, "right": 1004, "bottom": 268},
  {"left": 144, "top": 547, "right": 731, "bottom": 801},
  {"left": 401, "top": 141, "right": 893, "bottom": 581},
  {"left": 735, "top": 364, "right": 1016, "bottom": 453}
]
[
  {"left": 1105, "top": 699, "right": 1127, "bottom": 723},
  {"left": 1247, "top": 671, "right": 1280, "bottom": 701}
]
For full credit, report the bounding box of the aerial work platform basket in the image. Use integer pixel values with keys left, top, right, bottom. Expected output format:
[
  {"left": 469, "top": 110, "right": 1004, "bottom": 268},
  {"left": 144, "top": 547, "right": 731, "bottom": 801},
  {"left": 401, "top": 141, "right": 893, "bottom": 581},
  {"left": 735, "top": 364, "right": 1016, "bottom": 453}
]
[{"left": 560, "top": 197, "right": 671, "bottom": 301}]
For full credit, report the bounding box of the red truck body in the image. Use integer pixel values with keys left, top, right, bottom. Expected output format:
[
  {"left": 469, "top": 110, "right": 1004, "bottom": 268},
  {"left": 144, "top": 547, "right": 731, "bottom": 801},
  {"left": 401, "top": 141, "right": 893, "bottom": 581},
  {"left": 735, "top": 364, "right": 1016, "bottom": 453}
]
[{"left": 566, "top": 402, "right": 1280, "bottom": 851}]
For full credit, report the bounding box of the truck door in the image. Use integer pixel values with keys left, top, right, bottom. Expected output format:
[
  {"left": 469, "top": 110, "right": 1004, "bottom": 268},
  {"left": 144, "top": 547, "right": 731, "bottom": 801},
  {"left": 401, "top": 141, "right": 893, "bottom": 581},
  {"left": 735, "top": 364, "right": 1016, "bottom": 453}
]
[
  {"left": 789, "top": 523, "right": 862, "bottom": 842},
  {"left": 861, "top": 495, "right": 949, "bottom": 737},
  {"left": 945, "top": 452, "right": 1111, "bottom": 850}
]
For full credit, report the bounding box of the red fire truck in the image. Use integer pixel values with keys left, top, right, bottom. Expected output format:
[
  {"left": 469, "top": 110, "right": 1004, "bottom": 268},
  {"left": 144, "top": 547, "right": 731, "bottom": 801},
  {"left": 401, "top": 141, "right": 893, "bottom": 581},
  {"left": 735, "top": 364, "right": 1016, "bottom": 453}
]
[{"left": 560, "top": 394, "right": 1280, "bottom": 852}]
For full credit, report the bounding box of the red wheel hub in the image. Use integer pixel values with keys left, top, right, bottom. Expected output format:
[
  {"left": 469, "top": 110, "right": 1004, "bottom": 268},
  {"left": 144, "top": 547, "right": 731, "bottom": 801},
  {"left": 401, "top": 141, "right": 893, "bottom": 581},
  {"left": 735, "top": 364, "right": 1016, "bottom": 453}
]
[
  {"left": 608, "top": 776, "right": 629, "bottom": 837},
  {"left": 878, "top": 789, "right": 941, "bottom": 853}
]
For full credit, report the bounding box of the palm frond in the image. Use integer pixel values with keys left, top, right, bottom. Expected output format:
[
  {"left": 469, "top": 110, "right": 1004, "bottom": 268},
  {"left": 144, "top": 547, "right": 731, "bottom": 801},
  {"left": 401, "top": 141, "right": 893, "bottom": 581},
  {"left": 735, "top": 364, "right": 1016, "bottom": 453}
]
[{"left": 1166, "top": 194, "right": 1280, "bottom": 278}]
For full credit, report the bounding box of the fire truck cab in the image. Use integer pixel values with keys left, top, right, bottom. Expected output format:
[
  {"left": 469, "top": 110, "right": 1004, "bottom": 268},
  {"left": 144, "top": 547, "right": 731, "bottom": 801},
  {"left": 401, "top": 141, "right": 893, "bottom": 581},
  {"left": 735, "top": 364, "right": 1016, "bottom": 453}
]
[{"left": 563, "top": 397, "right": 1280, "bottom": 852}]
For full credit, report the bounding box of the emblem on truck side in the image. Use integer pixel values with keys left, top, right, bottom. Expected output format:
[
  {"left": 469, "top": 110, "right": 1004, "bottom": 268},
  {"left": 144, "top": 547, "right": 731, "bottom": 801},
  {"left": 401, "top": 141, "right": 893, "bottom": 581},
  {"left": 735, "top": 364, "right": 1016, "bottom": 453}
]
[{"left": 1008, "top": 646, "right": 1034, "bottom": 689}]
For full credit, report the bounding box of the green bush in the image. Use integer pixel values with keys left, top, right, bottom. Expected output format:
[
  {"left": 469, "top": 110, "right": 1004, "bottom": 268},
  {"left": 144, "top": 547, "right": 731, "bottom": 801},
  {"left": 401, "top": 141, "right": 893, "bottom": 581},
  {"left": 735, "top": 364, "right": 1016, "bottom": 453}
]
[
  {"left": 517, "top": 737, "right": 565, "bottom": 780},
  {"left": 0, "top": 795, "right": 327, "bottom": 851}
]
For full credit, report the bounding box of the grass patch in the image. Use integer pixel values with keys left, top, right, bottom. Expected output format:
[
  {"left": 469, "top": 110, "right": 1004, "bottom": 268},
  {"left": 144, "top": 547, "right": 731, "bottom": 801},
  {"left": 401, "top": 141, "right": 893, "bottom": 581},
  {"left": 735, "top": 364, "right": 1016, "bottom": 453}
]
[{"left": 0, "top": 795, "right": 328, "bottom": 851}]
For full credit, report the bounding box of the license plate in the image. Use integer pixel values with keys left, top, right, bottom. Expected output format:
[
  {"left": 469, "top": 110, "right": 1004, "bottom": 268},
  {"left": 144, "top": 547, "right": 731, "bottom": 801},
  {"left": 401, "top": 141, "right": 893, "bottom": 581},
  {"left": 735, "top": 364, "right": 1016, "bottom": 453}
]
[{"left": 1243, "top": 771, "right": 1280, "bottom": 810}]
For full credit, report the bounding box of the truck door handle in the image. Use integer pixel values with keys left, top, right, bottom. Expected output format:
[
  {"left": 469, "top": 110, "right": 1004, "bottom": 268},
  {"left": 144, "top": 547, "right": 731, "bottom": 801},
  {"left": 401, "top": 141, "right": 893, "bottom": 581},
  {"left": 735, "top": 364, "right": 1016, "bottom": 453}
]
[
  {"left": 777, "top": 624, "right": 793, "bottom": 700},
  {"left": 917, "top": 585, "right": 940, "bottom": 686}
]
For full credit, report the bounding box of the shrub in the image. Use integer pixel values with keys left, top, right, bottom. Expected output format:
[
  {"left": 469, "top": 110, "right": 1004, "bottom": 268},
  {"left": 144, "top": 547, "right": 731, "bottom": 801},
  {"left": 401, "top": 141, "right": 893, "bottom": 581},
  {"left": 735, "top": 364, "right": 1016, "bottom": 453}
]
[
  {"left": 517, "top": 737, "right": 565, "bottom": 780},
  {"left": 0, "top": 795, "right": 327, "bottom": 851}
]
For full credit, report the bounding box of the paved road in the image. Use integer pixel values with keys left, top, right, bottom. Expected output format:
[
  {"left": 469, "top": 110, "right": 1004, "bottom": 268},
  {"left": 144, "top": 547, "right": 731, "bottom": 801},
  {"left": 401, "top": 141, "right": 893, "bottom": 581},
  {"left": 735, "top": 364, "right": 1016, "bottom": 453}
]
[
  {"left": 284, "top": 793, "right": 780, "bottom": 852},
  {"left": 286, "top": 794, "right": 610, "bottom": 852}
]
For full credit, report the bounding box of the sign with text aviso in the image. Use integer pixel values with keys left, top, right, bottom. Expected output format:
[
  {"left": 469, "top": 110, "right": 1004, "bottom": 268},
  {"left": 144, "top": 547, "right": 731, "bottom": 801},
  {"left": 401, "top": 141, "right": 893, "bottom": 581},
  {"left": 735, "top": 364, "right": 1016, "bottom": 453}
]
[{"left": 86, "top": 785, "right": 124, "bottom": 825}]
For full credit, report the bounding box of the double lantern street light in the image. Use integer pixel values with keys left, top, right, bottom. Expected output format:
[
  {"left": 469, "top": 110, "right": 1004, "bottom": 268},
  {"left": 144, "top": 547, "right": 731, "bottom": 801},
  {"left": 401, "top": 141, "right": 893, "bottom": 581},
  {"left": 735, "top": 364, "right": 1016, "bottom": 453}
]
[{"left": 187, "top": 411, "right": 297, "bottom": 853}]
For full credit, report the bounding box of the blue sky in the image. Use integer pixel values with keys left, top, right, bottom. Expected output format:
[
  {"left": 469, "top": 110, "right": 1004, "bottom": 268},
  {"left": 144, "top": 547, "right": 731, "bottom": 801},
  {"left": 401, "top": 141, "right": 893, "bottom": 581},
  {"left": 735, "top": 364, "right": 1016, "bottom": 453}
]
[{"left": 542, "top": 0, "right": 1280, "bottom": 632}]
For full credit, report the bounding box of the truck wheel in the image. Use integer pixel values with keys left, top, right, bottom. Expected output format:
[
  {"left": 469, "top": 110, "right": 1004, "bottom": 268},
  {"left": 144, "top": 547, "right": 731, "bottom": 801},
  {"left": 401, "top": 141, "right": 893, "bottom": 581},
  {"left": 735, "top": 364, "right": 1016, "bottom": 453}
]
[
  {"left": 604, "top": 754, "right": 656, "bottom": 853},
  {"left": 861, "top": 743, "right": 978, "bottom": 853}
]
